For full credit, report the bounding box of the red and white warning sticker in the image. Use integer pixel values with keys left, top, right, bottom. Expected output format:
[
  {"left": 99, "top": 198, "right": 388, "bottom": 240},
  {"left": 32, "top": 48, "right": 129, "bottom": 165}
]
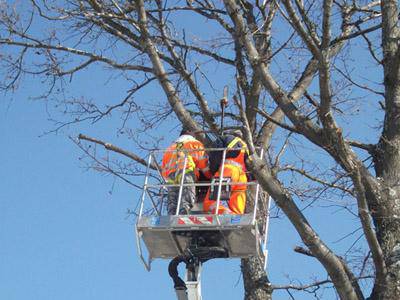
[{"left": 177, "top": 216, "right": 213, "bottom": 225}]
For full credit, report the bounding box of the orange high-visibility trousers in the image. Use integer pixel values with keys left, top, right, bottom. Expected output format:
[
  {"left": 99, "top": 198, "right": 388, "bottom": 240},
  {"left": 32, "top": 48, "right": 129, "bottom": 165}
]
[{"left": 203, "top": 162, "right": 247, "bottom": 214}]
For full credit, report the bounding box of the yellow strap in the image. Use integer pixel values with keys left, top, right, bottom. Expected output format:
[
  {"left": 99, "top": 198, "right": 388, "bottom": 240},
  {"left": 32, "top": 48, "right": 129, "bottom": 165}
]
[
  {"left": 226, "top": 137, "right": 249, "bottom": 155},
  {"left": 226, "top": 137, "right": 241, "bottom": 149}
]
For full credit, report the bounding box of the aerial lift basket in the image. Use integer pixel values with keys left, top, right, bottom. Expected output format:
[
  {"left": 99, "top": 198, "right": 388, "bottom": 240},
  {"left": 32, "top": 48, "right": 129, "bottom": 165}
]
[{"left": 135, "top": 147, "right": 272, "bottom": 271}]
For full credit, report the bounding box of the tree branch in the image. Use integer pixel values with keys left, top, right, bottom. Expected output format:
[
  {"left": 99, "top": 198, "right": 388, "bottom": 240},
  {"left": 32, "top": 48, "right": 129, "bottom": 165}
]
[
  {"left": 135, "top": 0, "right": 205, "bottom": 141},
  {"left": 78, "top": 134, "right": 156, "bottom": 170}
]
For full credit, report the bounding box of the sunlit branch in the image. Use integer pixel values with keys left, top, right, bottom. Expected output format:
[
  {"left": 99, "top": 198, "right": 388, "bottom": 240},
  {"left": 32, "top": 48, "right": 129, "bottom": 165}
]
[
  {"left": 71, "top": 136, "right": 142, "bottom": 189},
  {"left": 0, "top": 39, "right": 153, "bottom": 72},
  {"left": 78, "top": 134, "right": 156, "bottom": 169},
  {"left": 280, "top": 165, "right": 354, "bottom": 195}
]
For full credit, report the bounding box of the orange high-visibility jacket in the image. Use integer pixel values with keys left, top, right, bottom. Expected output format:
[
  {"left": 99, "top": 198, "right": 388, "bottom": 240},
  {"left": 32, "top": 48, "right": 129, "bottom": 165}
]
[
  {"left": 208, "top": 135, "right": 249, "bottom": 175},
  {"left": 203, "top": 159, "right": 247, "bottom": 214},
  {"left": 162, "top": 135, "right": 211, "bottom": 183},
  {"left": 225, "top": 136, "right": 248, "bottom": 172},
  {"left": 203, "top": 136, "right": 249, "bottom": 215}
]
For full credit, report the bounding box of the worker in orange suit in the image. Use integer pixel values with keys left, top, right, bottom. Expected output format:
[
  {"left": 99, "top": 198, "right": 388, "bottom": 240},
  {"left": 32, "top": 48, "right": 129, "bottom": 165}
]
[
  {"left": 162, "top": 127, "right": 211, "bottom": 215},
  {"left": 203, "top": 134, "right": 248, "bottom": 214}
]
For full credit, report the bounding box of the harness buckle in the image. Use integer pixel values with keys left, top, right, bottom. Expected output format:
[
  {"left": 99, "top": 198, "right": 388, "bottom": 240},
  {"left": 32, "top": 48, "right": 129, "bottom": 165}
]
[{"left": 209, "top": 177, "right": 232, "bottom": 201}]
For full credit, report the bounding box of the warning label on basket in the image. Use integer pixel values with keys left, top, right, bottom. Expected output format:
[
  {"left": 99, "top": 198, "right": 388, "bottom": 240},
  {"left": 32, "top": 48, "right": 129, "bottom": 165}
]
[{"left": 177, "top": 216, "right": 213, "bottom": 225}]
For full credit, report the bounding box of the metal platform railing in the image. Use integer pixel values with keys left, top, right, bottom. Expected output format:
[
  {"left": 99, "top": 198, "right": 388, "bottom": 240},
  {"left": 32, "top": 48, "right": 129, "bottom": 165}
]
[{"left": 135, "top": 147, "right": 271, "bottom": 271}]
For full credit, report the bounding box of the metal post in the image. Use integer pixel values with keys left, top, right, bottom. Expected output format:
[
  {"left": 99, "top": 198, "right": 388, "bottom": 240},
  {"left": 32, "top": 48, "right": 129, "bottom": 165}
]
[
  {"left": 152, "top": 157, "right": 168, "bottom": 214},
  {"left": 185, "top": 262, "right": 202, "bottom": 300},
  {"left": 252, "top": 148, "right": 264, "bottom": 223},
  {"left": 215, "top": 148, "right": 227, "bottom": 215},
  {"left": 135, "top": 225, "right": 151, "bottom": 271},
  {"left": 175, "top": 154, "right": 188, "bottom": 215},
  {"left": 135, "top": 153, "right": 153, "bottom": 271},
  {"left": 262, "top": 195, "right": 272, "bottom": 270},
  {"left": 252, "top": 183, "right": 261, "bottom": 224},
  {"left": 138, "top": 153, "right": 153, "bottom": 218}
]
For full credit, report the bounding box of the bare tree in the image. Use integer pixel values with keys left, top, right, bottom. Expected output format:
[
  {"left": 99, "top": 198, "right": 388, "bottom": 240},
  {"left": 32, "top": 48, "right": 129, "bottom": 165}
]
[{"left": 1, "top": 0, "right": 399, "bottom": 299}]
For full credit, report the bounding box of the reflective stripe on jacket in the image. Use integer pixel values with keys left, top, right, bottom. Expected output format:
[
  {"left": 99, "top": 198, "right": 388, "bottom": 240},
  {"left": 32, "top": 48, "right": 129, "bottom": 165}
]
[{"left": 161, "top": 135, "right": 211, "bottom": 183}]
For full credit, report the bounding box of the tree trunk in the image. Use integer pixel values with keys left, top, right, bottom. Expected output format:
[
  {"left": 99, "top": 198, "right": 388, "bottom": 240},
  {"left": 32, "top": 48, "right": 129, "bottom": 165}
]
[
  {"left": 241, "top": 186, "right": 272, "bottom": 299},
  {"left": 372, "top": 138, "right": 400, "bottom": 299},
  {"left": 372, "top": 105, "right": 400, "bottom": 299},
  {"left": 241, "top": 256, "right": 272, "bottom": 300},
  {"left": 371, "top": 2, "right": 400, "bottom": 298}
]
